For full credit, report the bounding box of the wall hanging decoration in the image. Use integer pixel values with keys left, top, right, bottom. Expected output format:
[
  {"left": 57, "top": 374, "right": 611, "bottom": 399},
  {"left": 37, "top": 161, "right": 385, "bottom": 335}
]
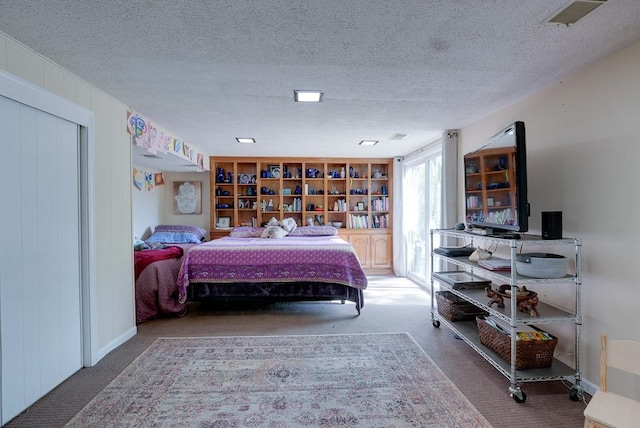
[
  {"left": 154, "top": 173, "right": 165, "bottom": 186},
  {"left": 133, "top": 168, "right": 144, "bottom": 190},
  {"left": 127, "top": 111, "right": 208, "bottom": 171},
  {"left": 145, "top": 173, "right": 154, "bottom": 192},
  {"left": 173, "top": 181, "right": 202, "bottom": 214},
  {"left": 127, "top": 112, "right": 149, "bottom": 147}
]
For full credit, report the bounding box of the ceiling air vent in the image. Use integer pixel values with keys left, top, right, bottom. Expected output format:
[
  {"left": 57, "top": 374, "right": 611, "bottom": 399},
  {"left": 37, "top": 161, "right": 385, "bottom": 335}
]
[
  {"left": 389, "top": 133, "right": 409, "bottom": 141},
  {"left": 546, "top": 0, "right": 608, "bottom": 25}
]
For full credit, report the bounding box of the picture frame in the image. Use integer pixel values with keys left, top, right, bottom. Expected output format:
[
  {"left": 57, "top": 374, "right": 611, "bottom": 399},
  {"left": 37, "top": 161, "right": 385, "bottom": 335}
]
[
  {"left": 357, "top": 202, "right": 365, "bottom": 211},
  {"left": 238, "top": 173, "right": 252, "bottom": 184},
  {"left": 269, "top": 165, "right": 281, "bottom": 179},
  {"left": 432, "top": 271, "right": 491, "bottom": 288},
  {"left": 216, "top": 216, "right": 231, "bottom": 229},
  {"left": 173, "top": 181, "right": 202, "bottom": 214}
]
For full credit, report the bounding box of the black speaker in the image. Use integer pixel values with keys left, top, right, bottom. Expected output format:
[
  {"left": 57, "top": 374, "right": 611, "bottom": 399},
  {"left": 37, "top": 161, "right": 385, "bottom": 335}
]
[{"left": 542, "top": 211, "right": 562, "bottom": 240}]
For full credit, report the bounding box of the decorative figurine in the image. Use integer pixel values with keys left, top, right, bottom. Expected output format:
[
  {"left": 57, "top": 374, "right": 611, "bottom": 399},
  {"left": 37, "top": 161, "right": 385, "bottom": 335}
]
[
  {"left": 485, "top": 286, "right": 505, "bottom": 308},
  {"left": 518, "top": 295, "right": 540, "bottom": 317}
]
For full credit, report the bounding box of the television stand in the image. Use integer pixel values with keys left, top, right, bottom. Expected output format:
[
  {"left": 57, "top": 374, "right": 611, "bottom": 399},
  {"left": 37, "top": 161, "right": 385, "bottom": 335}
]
[{"left": 430, "top": 229, "right": 583, "bottom": 403}]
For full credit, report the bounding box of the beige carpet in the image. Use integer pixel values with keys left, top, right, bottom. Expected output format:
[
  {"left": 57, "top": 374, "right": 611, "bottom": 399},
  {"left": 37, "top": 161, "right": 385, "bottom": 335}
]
[
  {"left": 65, "top": 333, "right": 491, "bottom": 427},
  {"left": 6, "top": 276, "right": 587, "bottom": 427}
]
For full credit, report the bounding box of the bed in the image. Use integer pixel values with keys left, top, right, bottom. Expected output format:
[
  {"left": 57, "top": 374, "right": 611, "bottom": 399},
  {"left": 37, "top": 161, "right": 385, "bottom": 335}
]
[
  {"left": 134, "top": 225, "right": 206, "bottom": 323},
  {"left": 176, "top": 226, "right": 368, "bottom": 314}
]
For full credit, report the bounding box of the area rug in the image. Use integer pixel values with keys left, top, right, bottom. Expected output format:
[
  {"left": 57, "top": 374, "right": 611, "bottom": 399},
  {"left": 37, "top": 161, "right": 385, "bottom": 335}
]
[{"left": 66, "top": 333, "right": 492, "bottom": 427}]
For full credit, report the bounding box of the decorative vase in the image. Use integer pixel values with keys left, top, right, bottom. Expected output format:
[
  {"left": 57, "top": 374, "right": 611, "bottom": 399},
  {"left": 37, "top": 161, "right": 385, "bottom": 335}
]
[
  {"left": 340, "top": 166, "right": 346, "bottom": 178},
  {"left": 216, "top": 167, "right": 225, "bottom": 183}
]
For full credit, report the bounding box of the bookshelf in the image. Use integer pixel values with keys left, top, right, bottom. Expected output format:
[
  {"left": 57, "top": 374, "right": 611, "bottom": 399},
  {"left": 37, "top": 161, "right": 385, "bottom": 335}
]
[{"left": 209, "top": 157, "right": 393, "bottom": 272}]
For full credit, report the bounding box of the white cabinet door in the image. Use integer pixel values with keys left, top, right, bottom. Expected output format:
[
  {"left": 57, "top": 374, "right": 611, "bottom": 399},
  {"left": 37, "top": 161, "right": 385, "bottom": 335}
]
[{"left": 0, "top": 94, "right": 82, "bottom": 424}]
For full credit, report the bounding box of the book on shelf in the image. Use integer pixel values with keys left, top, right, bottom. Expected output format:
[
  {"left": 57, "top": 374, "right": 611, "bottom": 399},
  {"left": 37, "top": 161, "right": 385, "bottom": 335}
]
[
  {"left": 371, "top": 213, "right": 389, "bottom": 228},
  {"left": 349, "top": 214, "right": 369, "bottom": 229},
  {"left": 372, "top": 196, "right": 389, "bottom": 211},
  {"left": 516, "top": 330, "right": 553, "bottom": 341},
  {"left": 332, "top": 198, "right": 346, "bottom": 211},
  {"left": 478, "top": 258, "right": 511, "bottom": 271},
  {"left": 486, "top": 316, "right": 552, "bottom": 341}
]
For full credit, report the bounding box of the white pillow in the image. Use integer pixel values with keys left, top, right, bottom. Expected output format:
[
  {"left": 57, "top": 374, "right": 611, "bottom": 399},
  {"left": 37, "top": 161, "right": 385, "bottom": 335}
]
[
  {"left": 280, "top": 217, "right": 297, "bottom": 233},
  {"left": 260, "top": 226, "right": 288, "bottom": 239}
]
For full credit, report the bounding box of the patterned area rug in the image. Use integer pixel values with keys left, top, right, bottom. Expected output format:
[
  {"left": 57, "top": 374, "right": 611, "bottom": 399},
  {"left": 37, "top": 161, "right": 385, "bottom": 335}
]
[{"left": 66, "top": 333, "right": 491, "bottom": 427}]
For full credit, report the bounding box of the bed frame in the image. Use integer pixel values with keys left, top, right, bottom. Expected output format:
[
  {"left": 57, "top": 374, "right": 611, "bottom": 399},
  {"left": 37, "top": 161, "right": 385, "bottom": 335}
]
[{"left": 186, "top": 282, "right": 364, "bottom": 314}]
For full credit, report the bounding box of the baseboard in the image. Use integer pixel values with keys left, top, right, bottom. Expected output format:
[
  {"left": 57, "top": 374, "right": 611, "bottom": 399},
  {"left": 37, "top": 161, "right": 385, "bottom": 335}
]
[
  {"left": 580, "top": 377, "right": 598, "bottom": 397},
  {"left": 96, "top": 326, "right": 137, "bottom": 363}
]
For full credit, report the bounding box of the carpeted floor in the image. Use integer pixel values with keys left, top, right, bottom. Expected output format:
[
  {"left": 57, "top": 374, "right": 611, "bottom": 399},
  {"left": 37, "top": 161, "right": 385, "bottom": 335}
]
[
  {"left": 6, "top": 275, "right": 588, "bottom": 427},
  {"left": 65, "top": 333, "right": 492, "bottom": 427}
]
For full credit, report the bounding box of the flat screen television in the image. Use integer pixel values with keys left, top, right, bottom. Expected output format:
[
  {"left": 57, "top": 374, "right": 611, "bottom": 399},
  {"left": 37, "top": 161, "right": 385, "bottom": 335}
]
[{"left": 463, "top": 121, "right": 529, "bottom": 236}]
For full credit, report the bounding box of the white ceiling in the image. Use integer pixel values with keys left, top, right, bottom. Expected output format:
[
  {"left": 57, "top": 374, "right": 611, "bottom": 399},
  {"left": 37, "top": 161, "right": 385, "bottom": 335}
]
[{"left": 2, "top": 1, "right": 640, "bottom": 168}]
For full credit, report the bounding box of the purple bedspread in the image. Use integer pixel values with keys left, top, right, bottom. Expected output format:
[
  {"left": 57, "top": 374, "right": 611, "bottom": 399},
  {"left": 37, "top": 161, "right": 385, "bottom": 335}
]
[{"left": 177, "top": 236, "right": 368, "bottom": 303}]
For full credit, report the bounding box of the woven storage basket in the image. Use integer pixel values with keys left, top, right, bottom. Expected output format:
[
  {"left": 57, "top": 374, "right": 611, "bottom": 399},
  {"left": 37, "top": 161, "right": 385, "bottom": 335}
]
[
  {"left": 436, "top": 291, "right": 488, "bottom": 322},
  {"left": 476, "top": 316, "right": 558, "bottom": 369}
]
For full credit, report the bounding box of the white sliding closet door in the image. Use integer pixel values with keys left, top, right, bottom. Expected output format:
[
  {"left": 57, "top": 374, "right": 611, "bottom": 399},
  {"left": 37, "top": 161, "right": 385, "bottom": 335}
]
[{"left": 0, "top": 94, "right": 82, "bottom": 424}]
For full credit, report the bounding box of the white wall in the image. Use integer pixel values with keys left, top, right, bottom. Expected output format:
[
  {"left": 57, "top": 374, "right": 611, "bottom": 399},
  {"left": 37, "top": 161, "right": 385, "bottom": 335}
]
[
  {"left": 459, "top": 40, "right": 640, "bottom": 389},
  {"left": 0, "top": 33, "right": 136, "bottom": 359},
  {"left": 132, "top": 165, "right": 165, "bottom": 240},
  {"left": 131, "top": 170, "right": 210, "bottom": 240}
]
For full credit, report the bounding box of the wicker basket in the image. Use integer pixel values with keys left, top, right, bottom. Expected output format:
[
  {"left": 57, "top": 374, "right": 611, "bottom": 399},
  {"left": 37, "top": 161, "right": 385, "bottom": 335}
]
[
  {"left": 476, "top": 316, "right": 558, "bottom": 369},
  {"left": 436, "top": 291, "right": 488, "bottom": 322}
]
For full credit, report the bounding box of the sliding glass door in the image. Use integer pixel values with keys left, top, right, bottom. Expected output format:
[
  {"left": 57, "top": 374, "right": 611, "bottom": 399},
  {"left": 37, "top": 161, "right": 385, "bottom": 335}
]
[{"left": 404, "top": 148, "right": 442, "bottom": 284}]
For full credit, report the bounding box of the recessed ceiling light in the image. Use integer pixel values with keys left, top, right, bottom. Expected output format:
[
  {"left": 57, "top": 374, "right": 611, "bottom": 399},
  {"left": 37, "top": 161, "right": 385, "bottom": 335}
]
[
  {"left": 389, "top": 133, "right": 409, "bottom": 141},
  {"left": 359, "top": 140, "right": 378, "bottom": 146},
  {"left": 294, "top": 90, "right": 324, "bottom": 102},
  {"left": 236, "top": 137, "right": 256, "bottom": 144}
]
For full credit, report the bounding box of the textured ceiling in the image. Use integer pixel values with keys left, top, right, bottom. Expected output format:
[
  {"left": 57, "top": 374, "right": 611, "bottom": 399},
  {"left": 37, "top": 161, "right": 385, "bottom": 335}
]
[{"left": 2, "top": 0, "right": 640, "bottom": 166}]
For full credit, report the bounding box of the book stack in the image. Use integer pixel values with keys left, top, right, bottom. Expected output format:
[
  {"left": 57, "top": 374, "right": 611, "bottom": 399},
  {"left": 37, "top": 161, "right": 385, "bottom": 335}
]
[
  {"left": 349, "top": 214, "right": 369, "bottom": 229},
  {"left": 372, "top": 213, "right": 389, "bottom": 228},
  {"left": 371, "top": 196, "right": 389, "bottom": 211}
]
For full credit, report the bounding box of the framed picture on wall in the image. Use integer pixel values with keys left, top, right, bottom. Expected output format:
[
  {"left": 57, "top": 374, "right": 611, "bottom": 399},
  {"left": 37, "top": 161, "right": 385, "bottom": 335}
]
[{"left": 173, "top": 181, "right": 202, "bottom": 214}]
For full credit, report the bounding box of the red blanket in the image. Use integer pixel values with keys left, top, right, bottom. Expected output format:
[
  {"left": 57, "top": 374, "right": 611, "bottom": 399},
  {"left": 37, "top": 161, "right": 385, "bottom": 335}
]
[{"left": 134, "top": 246, "right": 184, "bottom": 280}]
